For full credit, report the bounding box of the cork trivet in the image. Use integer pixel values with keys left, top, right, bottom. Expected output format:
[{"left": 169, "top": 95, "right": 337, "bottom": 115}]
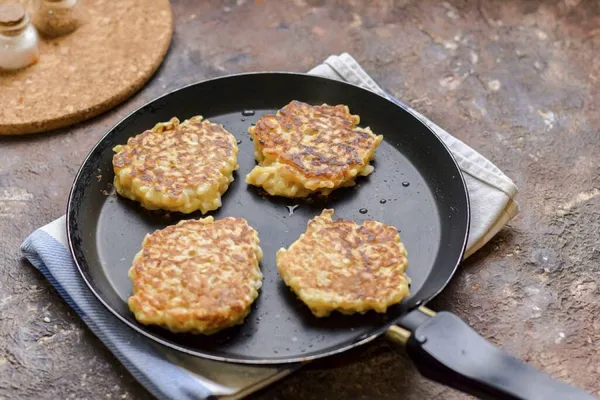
[{"left": 0, "top": 0, "right": 173, "bottom": 135}]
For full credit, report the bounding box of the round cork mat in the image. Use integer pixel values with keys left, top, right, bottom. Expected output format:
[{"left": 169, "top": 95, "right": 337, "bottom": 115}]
[{"left": 0, "top": 0, "right": 173, "bottom": 135}]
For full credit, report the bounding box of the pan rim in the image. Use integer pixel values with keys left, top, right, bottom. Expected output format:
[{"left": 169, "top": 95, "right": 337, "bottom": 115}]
[{"left": 66, "top": 71, "right": 470, "bottom": 364}]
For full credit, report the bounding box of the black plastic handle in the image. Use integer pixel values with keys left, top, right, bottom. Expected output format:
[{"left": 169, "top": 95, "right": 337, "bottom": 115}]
[{"left": 402, "top": 311, "right": 597, "bottom": 400}]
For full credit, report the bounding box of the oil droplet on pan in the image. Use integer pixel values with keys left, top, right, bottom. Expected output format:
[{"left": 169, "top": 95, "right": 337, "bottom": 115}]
[
  {"left": 242, "top": 110, "right": 255, "bottom": 116},
  {"left": 379, "top": 199, "right": 387, "bottom": 204},
  {"left": 402, "top": 181, "right": 410, "bottom": 187},
  {"left": 236, "top": 139, "right": 242, "bottom": 144},
  {"left": 359, "top": 208, "right": 368, "bottom": 214}
]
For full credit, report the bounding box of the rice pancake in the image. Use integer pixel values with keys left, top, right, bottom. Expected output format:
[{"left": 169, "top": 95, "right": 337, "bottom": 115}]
[
  {"left": 277, "top": 209, "right": 410, "bottom": 317},
  {"left": 113, "top": 116, "right": 238, "bottom": 214},
  {"left": 246, "top": 101, "right": 382, "bottom": 197},
  {"left": 128, "top": 216, "right": 263, "bottom": 334}
]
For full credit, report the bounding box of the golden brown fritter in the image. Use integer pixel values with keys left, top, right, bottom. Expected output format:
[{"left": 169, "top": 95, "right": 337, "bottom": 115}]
[
  {"left": 246, "top": 101, "right": 382, "bottom": 197},
  {"left": 128, "top": 216, "right": 263, "bottom": 334},
  {"left": 277, "top": 209, "right": 409, "bottom": 317},
  {"left": 113, "top": 116, "right": 238, "bottom": 214}
]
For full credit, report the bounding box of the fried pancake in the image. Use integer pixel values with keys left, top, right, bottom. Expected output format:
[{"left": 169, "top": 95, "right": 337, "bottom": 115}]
[
  {"left": 128, "top": 216, "right": 263, "bottom": 334},
  {"left": 277, "top": 209, "right": 409, "bottom": 317},
  {"left": 113, "top": 116, "right": 238, "bottom": 214},
  {"left": 246, "top": 101, "right": 382, "bottom": 197}
]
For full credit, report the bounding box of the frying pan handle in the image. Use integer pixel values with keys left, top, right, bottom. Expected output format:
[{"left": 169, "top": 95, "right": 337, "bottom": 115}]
[{"left": 388, "top": 309, "right": 596, "bottom": 400}]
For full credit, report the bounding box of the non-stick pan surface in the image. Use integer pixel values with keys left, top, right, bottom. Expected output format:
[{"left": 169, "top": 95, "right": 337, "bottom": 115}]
[{"left": 67, "top": 73, "right": 469, "bottom": 364}]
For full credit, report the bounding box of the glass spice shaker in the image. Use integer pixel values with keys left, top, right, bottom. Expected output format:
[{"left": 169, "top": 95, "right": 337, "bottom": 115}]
[
  {"left": 0, "top": 2, "right": 39, "bottom": 71},
  {"left": 28, "top": 0, "right": 81, "bottom": 37}
]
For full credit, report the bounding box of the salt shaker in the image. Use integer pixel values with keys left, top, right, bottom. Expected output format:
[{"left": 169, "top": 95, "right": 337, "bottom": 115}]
[
  {"left": 0, "top": 2, "right": 39, "bottom": 71},
  {"left": 28, "top": 0, "right": 81, "bottom": 37}
]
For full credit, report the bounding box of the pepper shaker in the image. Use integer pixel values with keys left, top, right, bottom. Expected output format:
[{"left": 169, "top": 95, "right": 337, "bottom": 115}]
[
  {"left": 0, "top": 2, "right": 39, "bottom": 71},
  {"left": 28, "top": 0, "right": 81, "bottom": 37}
]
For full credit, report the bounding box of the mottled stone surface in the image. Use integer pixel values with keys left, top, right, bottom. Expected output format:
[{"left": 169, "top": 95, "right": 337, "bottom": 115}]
[{"left": 1, "top": 0, "right": 598, "bottom": 399}]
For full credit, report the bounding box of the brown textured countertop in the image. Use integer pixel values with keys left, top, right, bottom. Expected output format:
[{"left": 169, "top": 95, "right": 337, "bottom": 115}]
[{"left": 1, "top": 1, "right": 599, "bottom": 399}]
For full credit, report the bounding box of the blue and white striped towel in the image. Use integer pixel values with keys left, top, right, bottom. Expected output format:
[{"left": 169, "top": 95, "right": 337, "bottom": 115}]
[{"left": 21, "top": 53, "right": 518, "bottom": 399}]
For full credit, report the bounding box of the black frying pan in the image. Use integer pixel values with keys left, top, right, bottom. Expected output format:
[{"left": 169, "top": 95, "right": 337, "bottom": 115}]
[{"left": 67, "top": 73, "right": 593, "bottom": 400}]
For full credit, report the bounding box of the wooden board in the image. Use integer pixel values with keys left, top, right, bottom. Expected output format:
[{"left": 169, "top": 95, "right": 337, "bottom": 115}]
[{"left": 0, "top": 0, "right": 173, "bottom": 135}]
